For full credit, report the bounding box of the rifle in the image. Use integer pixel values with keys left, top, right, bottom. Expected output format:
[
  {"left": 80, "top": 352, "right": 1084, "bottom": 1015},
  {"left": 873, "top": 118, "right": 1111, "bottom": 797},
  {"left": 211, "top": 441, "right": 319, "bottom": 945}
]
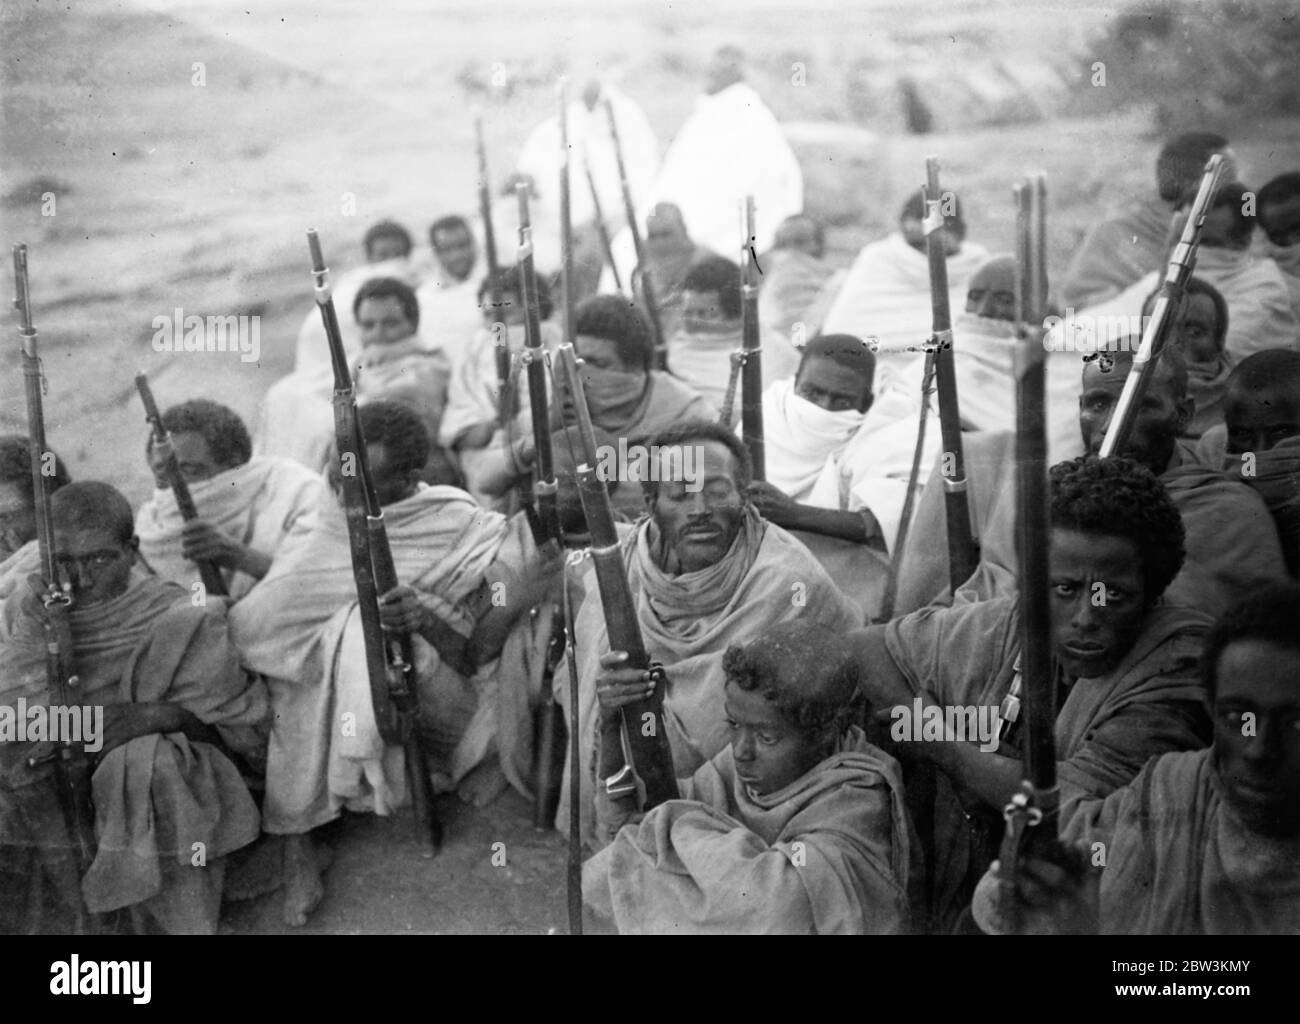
[
  {"left": 517, "top": 180, "right": 566, "bottom": 829},
  {"left": 476, "top": 115, "right": 511, "bottom": 426},
  {"left": 922, "top": 158, "right": 979, "bottom": 592},
  {"left": 580, "top": 139, "right": 623, "bottom": 293},
  {"left": 555, "top": 342, "right": 678, "bottom": 809},
  {"left": 1098, "top": 154, "right": 1225, "bottom": 458},
  {"left": 308, "top": 229, "right": 441, "bottom": 856},
  {"left": 13, "top": 243, "right": 101, "bottom": 933},
  {"left": 134, "top": 373, "right": 228, "bottom": 598},
  {"left": 996, "top": 174, "right": 1059, "bottom": 932},
  {"left": 739, "top": 196, "right": 765, "bottom": 480},
  {"left": 603, "top": 96, "right": 667, "bottom": 370}
]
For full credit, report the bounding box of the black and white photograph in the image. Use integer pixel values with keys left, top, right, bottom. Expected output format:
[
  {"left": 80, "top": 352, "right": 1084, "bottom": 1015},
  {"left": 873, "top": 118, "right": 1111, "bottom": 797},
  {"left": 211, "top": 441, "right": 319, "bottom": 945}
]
[{"left": 1, "top": 0, "right": 1297, "bottom": 978}]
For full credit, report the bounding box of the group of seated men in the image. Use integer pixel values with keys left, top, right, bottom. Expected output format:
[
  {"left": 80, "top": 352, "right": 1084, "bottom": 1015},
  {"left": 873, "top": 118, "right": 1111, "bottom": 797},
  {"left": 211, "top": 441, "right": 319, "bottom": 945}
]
[{"left": 1, "top": 121, "right": 1298, "bottom": 936}]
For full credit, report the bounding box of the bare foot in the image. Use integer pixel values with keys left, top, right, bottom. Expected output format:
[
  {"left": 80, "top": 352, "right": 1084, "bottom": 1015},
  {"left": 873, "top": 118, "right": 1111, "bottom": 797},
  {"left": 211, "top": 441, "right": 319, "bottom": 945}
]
[
  {"left": 457, "top": 759, "right": 508, "bottom": 809},
  {"left": 282, "top": 833, "right": 324, "bottom": 927}
]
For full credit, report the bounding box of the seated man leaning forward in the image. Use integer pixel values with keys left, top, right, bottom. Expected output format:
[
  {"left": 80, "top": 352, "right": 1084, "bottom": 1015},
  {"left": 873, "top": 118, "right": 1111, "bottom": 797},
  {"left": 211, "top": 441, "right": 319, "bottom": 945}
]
[
  {"left": 583, "top": 621, "right": 914, "bottom": 934},
  {"left": 136, "top": 398, "right": 321, "bottom": 600},
  {"left": 229, "top": 400, "right": 556, "bottom": 926},
  {"left": 0, "top": 482, "right": 267, "bottom": 934},
  {"left": 977, "top": 583, "right": 1300, "bottom": 935},
  {"left": 556, "top": 419, "right": 861, "bottom": 845},
  {"left": 848, "top": 456, "right": 1213, "bottom": 933}
]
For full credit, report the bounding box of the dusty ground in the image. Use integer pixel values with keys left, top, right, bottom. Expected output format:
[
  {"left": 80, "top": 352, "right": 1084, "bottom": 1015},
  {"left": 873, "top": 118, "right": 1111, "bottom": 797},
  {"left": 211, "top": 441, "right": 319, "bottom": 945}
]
[{"left": 3, "top": 0, "right": 1300, "bottom": 935}]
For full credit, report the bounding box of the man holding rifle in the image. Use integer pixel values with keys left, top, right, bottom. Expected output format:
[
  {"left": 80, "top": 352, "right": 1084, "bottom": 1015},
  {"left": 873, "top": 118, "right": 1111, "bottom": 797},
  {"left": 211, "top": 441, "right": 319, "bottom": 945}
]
[
  {"left": 847, "top": 456, "right": 1214, "bottom": 932},
  {"left": 134, "top": 398, "right": 321, "bottom": 600},
  {"left": 555, "top": 418, "right": 859, "bottom": 845},
  {"left": 229, "top": 401, "right": 558, "bottom": 925},
  {"left": 1, "top": 482, "right": 267, "bottom": 933},
  {"left": 979, "top": 583, "right": 1300, "bottom": 935}
]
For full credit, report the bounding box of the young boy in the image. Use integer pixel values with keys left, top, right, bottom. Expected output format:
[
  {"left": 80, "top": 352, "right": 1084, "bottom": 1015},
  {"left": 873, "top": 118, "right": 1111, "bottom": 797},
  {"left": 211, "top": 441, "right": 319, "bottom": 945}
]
[{"left": 582, "top": 620, "right": 913, "bottom": 934}]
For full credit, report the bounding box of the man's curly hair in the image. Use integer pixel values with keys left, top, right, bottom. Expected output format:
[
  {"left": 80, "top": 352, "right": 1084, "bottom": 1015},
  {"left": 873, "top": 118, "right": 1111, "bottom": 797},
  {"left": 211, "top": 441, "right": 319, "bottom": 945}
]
[
  {"left": 722, "top": 621, "right": 858, "bottom": 744},
  {"left": 157, "top": 400, "right": 251, "bottom": 470},
  {"left": 1050, "top": 455, "right": 1185, "bottom": 603}
]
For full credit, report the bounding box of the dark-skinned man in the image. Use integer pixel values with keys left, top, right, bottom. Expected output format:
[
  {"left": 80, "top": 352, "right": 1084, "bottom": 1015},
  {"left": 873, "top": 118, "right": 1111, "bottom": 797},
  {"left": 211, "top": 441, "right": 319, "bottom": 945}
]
[
  {"left": 415, "top": 214, "right": 484, "bottom": 371},
  {"left": 583, "top": 621, "right": 914, "bottom": 934},
  {"left": 897, "top": 345, "right": 1286, "bottom": 619},
  {"left": 0, "top": 435, "right": 71, "bottom": 598},
  {"left": 0, "top": 482, "right": 267, "bottom": 933},
  {"left": 1260, "top": 171, "right": 1300, "bottom": 319},
  {"left": 821, "top": 188, "right": 990, "bottom": 392},
  {"left": 555, "top": 419, "right": 860, "bottom": 846},
  {"left": 850, "top": 456, "right": 1213, "bottom": 933},
  {"left": 1198, "top": 349, "right": 1300, "bottom": 577},
  {"left": 230, "top": 401, "right": 558, "bottom": 926},
  {"left": 976, "top": 583, "right": 1300, "bottom": 934},
  {"left": 750, "top": 333, "right": 936, "bottom": 619},
  {"left": 135, "top": 399, "right": 321, "bottom": 600},
  {"left": 1083, "top": 180, "right": 1298, "bottom": 365}
]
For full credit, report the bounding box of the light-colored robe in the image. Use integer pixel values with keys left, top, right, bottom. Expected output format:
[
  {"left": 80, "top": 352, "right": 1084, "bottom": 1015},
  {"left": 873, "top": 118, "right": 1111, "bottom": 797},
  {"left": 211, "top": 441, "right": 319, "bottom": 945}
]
[
  {"left": 135, "top": 456, "right": 322, "bottom": 600},
  {"left": 1058, "top": 196, "right": 1172, "bottom": 309},
  {"left": 583, "top": 726, "right": 913, "bottom": 934}
]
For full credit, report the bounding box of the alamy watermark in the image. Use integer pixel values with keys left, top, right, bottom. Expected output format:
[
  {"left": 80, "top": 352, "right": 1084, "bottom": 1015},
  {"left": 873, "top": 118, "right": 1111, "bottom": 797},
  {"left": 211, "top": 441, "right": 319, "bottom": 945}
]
[
  {"left": 890, "top": 698, "right": 1001, "bottom": 752},
  {"left": 151, "top": 308, "right": 261, "bottom": 363},
  {"left": 0, "top": 699, "right": 102, "bottom": 754},
  {"left": 1042, "top": 309, "right": 1149, "bottom": 354},
  {"left": 592, "top": 440, "right": 704, "bottom": 492}
]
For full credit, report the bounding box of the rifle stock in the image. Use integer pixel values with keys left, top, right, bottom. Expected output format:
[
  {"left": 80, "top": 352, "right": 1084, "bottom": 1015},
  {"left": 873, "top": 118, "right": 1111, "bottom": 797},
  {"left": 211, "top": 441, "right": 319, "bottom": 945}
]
[
  {"left": 1098, "top": 154, "right": 1225, "bottom": 458},
  {"left": 134, "top": 373, "right": 228, "bottom": 598},
  {"left": 923, "top": 158, "right": 979, "bottom": 591},
  {"left": 308, "top": 229, "right": 440, "bottom": 855},
  {"left": 556, "top": 343, "right": 678, "bottom": 809},
  {"left": 13, "top": 243, "right": 102, "bottom": 933},
  {"left": 603, "top": 96, "right": 667, "bottom": 370}
]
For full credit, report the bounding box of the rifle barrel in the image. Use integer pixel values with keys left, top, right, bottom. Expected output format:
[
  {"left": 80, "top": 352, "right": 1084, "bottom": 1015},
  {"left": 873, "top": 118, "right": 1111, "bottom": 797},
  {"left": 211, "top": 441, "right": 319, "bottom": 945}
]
[
  {"left": 739, "top": 196, "right": 765, "bottom": 480},
  {"left": 517, "top": 182, "right": 560, "bottom": 544},
  {"left": 1099, "top": 154, "right": 1225, "bottom": 458}
]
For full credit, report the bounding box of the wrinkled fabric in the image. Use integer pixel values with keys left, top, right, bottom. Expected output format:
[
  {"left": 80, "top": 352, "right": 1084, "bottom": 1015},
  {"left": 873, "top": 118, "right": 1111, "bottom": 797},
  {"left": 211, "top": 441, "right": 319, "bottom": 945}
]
[
  {"left": 135, "top": 456, "right": 322, "bottom": 600},
  {"left": 228, "top": 485, "right": 514, "bottom": 833},
  {"left": 1065, "top": 749, "right": 1300, "bottom": 934},
  {"left": 0, "top": 574, "right": 265, "bottom": 932},
  {"left": 1058, "top": 196, "right": 1172, "bottom": 309},
  {"left": 583, "top": 727, "right": 913, "bottom": 934},
  {"left": 885, "top": 594, "right": 1212, "bottom": 930},
  {"left": 1223, "top": 435, "right": 1300, "bottom": 577},
  {"left": 554, "top": 508, "right": 860, "bottom": 844},
  {"left": 820, "top": 233, "right": 990, "bottom": 388}
]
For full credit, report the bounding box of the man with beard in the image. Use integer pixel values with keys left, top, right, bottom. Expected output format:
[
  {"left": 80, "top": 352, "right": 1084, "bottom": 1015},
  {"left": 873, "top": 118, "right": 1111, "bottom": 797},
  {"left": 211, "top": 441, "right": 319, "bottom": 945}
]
[
  {"left": 1059, "top": 131, "right": 1235, "bottom": 308},
  {"left": 1259, "top": 172, "right": 1300, "bottom": 320},
  {"left": 0, "top": 482, "right": 266, "bottom": 933},
  {"left": 134, "top": 399, "right": 321, "bottom": 601},
  {"left": 849, "top": 456, "right": 1213, "bottom": 933},
  {"left": 896, "top": 346, "right": 1286, "bottom": 619},
  {"left": 1198, "top": 349, "right": 1300, "bottom": 577},
  {"left": 230, "top": 401, "right": 558, "bottom": 925},
  {"left": 583, "top": 622, "right": 913, "bottom": 934},
  {"left": 977, "top": 584, "right": 1300, "bottom": 935},
  {"left": 555, "top": 420, "right": 860, "bottom": 845}
]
